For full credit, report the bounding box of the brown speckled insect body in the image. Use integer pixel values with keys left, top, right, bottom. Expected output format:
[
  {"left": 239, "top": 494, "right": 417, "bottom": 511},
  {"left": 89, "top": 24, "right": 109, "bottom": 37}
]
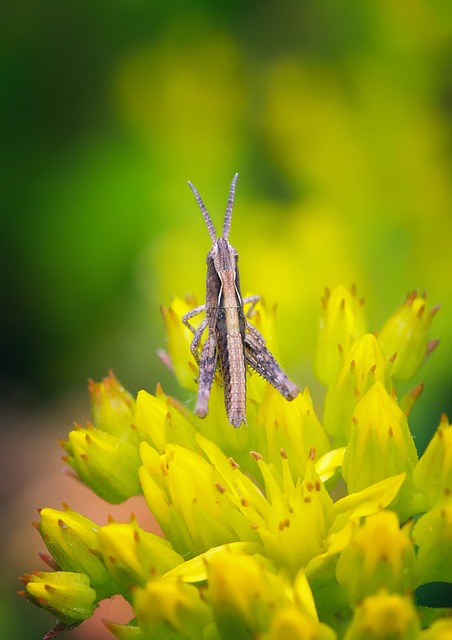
[{"left": 183, "top": 174, "right": 299, "bottom": 427}]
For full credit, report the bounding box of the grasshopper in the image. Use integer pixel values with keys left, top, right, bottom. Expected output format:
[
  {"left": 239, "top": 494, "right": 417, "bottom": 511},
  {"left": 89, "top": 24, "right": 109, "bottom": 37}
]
[{"left": 182, "top": 173, "right": 299, "bottom": 427}]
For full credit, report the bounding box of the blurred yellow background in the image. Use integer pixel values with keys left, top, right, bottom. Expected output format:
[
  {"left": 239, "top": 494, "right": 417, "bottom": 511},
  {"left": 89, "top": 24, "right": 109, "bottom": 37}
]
[{"left": 2, "top": 1, "right": 452, "bottom": 637}]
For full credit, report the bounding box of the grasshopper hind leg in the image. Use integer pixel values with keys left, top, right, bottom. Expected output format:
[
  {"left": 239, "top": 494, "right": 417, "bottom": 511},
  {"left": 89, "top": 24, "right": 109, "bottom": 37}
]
[
  {"left": 195, "top": 331, "right": 218, "bottom": 418},
  {"left": 245, "top": 322, "right": 299, "bottom": 400}
]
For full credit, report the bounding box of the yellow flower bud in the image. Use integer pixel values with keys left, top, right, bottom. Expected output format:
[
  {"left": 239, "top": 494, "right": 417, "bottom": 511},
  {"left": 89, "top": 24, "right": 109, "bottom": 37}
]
[
  {"left": 62, "top": 425, "right": 141, "bottom": 503},
  {"left": 343, "top": 591, "right": 420, "bottom": 640},
  {"left": 315, "top": 285, "right": 367, "bottom": 386},
  {"left": 38, "top": 506, "right": 116, "bottom": 600},
  {"left": 267, "top": 607, "right": 337, "bottom": 640},
  {"left": 133, "top": 389, "right": 168, "bottom": 452},
  {"left": 97, "top": 519, "right": 183, "bottom": 601},
  {"left": 134, "top": 388, "right": 198, "bottom": 454},
  {"left": 336, "top": 511, "right": 418, "bottom": 604},
  {"left": 323, "top": 334, "right": 392, "bottom": 444},
  {"left": 342, "top": 381, "right": 421, "bottom": 520},
  {"left": 254, "top": 453, "right": 332, "bottom": 574},
  {"left": 411, "top": 501, "right": 452, "bottom": 585},
  {"left": 133, "top": 578, "right": 211, "bottom": 639},
  {"left": 21, "top": 571, "right": 96, "bottom": 625},
  {"left": 207, "top": 552, "right": 289, "bottom": 635},
  {"left": 88, "top": 371, "right": 135, "bottom": 441},
  {"left": 256, "top": 385, "right": 330, "bottom": 481},
  {"left": 378, "top": 290, "right": 439, "bottom": 381},
  {"left": 421, "top": 618, "right": 452, "bottom": 640},
  {"left": 413, "top": 413, "right": 452, "bottom": 508},
  {"left": 139, "top": 442, "right": 251, "bottom": 557},
  {"left": 103, "top": 620, "right": 143, "bottom": 639}
]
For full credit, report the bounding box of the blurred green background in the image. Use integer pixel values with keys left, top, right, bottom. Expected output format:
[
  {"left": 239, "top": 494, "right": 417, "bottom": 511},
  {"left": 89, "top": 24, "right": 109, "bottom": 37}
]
[{"left": 2, "top": 1, "right": 452, "bottom": 637}]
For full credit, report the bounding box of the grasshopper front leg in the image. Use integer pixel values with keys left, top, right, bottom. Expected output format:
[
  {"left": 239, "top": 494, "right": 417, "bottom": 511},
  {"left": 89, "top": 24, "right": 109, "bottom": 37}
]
[
  {"left": 243, "top": 295, "right": 261, "bottom": 317},
  {"left": 182, "top": 306, "right": 208, "bottom": 365},
  {"left": 182, "top": 303, "right": 207, "bottom": 334}
]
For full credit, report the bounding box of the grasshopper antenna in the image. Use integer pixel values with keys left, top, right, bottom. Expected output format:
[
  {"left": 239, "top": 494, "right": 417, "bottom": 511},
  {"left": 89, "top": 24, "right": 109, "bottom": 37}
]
[
  {"left": 188, "top": 180, "right": 217, "bottom": 244},
  {"left": 222, "top": 173, "right": 238, "bottom": 240}
]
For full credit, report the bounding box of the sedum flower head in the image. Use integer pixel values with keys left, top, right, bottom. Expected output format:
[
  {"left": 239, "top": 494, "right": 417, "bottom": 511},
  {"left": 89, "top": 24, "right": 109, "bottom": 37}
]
[{"left": 21, "top": 286, "right": 452, "bottom": 639}]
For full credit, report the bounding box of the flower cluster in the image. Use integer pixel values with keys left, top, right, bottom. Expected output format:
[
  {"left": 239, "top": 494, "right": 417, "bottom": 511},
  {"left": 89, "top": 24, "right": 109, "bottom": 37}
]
[{"left": 19, "top": 286, "right": 452, "bottom": 639}]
